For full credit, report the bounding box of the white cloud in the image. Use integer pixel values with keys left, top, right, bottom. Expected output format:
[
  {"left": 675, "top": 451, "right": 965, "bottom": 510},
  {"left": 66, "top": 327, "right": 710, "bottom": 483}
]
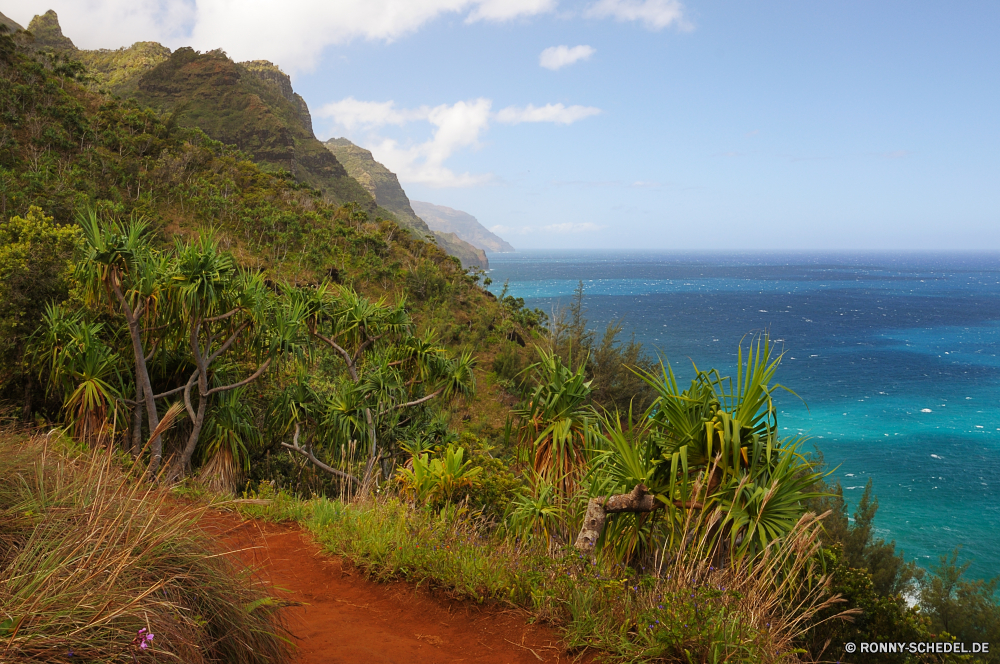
[
  {"left": 12, "top": 1, "right": 195, "bottom": 50},
  {"left": 346, "top": 98, "right": 494, "bottom": 188},
  {"left": 13, "top": 0, "right": 557, "bottom": 74},
  {"left": 467, "top": 0, "right": 556, "bottom": 22},
  {"left": 585, "top": 0, "right": 691, "bottom": 31},
  {"left": 539, "top": 44, "right": 595, "bottom": 70},
  {"left": 321, "top": 97, "right": 601, "bottom": 187},
  {"left": 315, "top": 98, "right": 431, "bottom": 130},
  {"left": 496, "top": 103, "right": 601, "bottom": 125}
]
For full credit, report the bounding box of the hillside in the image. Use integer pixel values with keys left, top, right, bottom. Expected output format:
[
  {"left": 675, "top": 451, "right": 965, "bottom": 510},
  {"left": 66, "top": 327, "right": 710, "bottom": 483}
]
[
  {"left": 411, "top": 200, "right": 515, "bottom": 253},
  {"left": 0, "top": 11, "right": 23, "bottom": 33},
  {"left": 325, "top": 138, "right": 489, "bottom": 269},
  {"left": 20, "top": 10, "right": 498, "bottom": 267}
]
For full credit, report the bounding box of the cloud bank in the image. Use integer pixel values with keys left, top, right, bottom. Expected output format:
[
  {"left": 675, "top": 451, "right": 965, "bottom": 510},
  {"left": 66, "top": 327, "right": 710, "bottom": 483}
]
[
  {"left": 585, "top": 0, "right": 691, "bottom": 31},
  {"left": 12, "top": 0, "right": 557, "bottom": 73},
  {"left": 13, "top": 0, "right": 689, "bottom": 74}
]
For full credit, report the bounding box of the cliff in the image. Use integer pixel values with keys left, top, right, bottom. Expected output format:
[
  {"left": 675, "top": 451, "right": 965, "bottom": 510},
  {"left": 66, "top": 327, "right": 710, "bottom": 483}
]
[
  {"left": 411, "top": 201, "right": 514, "bottom": 253},
  {"left": 20, "top": 9, "right": 486, "bottom": 267},
  {"left": 325, "top": 138, "right": 489, "bottom": 270}
]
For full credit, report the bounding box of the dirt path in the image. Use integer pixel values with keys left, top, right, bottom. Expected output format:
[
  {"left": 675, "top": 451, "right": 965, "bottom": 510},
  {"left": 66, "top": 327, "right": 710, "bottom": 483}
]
[{"left": 199, "top": 511, "right": 589, "bottom": 664}]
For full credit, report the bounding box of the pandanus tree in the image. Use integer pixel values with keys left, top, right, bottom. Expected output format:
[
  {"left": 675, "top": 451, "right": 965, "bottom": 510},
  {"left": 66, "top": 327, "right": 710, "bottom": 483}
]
[
  {"left": 282, "top": 282, "right": 476, "bottom": 487},
  {"left": 76, "top": 210, "right": 169, "bottom": 468},
  {"left": 515, "top": 348, "right": 597, "bottom": 498},
  {"left": 577, "top": 336, "right": 826, "bottom": 564},
  {"left": 168, "top": 233, "right": 304, "bottom": 475},
  {"left": 32, "top": 305, "right": 125, "bottom": 446}
]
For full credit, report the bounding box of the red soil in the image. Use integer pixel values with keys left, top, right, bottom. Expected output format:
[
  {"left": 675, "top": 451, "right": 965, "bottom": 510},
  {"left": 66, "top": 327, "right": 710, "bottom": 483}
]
[{"left": 199, "top": 511, "right": 590, "bottom": 664}]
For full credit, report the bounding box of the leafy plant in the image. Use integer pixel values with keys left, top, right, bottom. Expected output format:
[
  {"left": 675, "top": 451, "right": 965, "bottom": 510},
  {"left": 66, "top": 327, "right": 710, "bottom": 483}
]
[
  {"left": 516, "top": 347, "right": 597, "bottom": 497},
  {"left": 587, "top": 335, "right": 828, "bottom": 564}
]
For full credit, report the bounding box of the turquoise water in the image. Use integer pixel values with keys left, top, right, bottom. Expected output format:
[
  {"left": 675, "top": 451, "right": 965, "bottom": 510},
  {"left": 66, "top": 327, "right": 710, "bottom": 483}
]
[{"left": 487, "top": 251, "right": 1000, "bottom": 580}]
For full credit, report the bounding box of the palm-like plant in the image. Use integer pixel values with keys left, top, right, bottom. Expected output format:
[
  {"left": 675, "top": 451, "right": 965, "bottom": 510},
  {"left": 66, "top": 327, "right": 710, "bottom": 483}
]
[
  {"left": 586, "top": 335, "right": 827, "bottom": 565},
  {"left": 516, "top": 348, "right": 597, "bottom": 497},
  {"left": 76, "top": 209, "right": 167, "bottom": 468},
  {"left": 288, "top": 282, "right": 475, "bottom": 488},
  {"left": 197, "top": 385, "right": 260, "bottom": 492},
  {"left": 33, "top": 305, "right": 124, "bottom": 446},
  {"left": 169, "top": 233, "right": 302, "bottom": 475},
  {"left": 504, "top": 475, "right": 567, "bottom": 548}
]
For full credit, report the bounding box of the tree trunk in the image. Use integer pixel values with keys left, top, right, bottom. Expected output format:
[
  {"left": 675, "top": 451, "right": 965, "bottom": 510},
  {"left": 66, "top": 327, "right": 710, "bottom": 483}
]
[
  {"left": 179, "top": 319, "right": 209, "bottom": 475},
  {"left": 362, "top": 407, "right": 378, "bottom": 487},
  {"left": 130, "top": 382, "right": 143, "bottom": 456},
  {"left": 113, "top": 282, "right": 161, "bottom": 473}
]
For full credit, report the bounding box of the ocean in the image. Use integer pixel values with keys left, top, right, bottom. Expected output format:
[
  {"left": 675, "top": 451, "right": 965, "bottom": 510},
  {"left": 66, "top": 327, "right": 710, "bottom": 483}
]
[{"left": 487, "top": 251, "right": 1000, "bottom": 580}]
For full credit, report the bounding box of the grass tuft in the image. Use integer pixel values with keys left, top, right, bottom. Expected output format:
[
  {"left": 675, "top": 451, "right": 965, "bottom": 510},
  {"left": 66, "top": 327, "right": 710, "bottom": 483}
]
[{"left": 0, "top": 433, "right": 292, "bottom": 663}]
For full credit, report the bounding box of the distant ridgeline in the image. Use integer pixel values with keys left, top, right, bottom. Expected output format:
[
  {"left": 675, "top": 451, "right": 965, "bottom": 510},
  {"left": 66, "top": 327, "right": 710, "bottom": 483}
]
[
  {"left": 410, "top": 201, "right": 514, "bottom": 254},
  {"left": 324, "top": 139, "right": 497, "bottom": 270},
  {"left": 18, "top": 10, "right": 504, "bottom": 270}
]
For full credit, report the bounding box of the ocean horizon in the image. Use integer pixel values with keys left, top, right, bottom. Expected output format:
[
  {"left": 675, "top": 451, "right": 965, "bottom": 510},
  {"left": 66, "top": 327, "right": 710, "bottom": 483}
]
[{"left": 487, "top": 250, "right": 1000, "bottom": 580}]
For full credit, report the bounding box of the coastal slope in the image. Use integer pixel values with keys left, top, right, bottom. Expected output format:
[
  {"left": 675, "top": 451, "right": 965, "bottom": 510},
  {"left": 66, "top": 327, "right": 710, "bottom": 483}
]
[
  {"left": 411, "top": 201, "right": 514, "bottom": 253},
  {"left": 325, "top": 138, "right": 489, "bottom": 269}
]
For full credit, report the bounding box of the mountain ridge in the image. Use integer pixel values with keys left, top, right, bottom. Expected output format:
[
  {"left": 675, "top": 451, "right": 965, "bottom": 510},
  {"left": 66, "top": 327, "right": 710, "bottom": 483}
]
[
  {"left": 411, "top": 201, "right": 515, "bottom": 253},
  {"left": 324, "top": 138, "right": 489, "bottom": 270},
  {"left": 18, "top": 11, "right": 441, "bottom": 245}
]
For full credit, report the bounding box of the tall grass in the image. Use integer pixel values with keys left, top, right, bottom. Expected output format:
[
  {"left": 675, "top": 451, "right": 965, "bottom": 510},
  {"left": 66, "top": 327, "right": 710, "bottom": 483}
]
[{"left": 0, "top": 433, "right": 292, "bottom": 663}]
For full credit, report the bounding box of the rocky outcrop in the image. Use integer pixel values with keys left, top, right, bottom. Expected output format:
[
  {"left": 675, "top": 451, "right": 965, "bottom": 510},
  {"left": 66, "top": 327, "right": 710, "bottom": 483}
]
[
  {"left": 25, "top": 10, "right": 74, "bottom": 50},
  {"left": 240, "top": 60, "right": 315, "bottom": 137}
]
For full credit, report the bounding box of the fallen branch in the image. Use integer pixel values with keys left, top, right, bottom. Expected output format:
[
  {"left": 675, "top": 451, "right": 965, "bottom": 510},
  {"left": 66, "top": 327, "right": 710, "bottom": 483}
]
[
  {"left": 574, "top": 483, "right": 704, "bottom": 551},
  {"left": 281, "top": 424, "right": 360, "bottom": 485}
]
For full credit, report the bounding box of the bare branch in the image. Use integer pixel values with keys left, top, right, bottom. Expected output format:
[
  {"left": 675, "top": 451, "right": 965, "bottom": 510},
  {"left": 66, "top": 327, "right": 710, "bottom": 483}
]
[
  {"left": 377, "top": 388, "right": 443, "bottom": 417},
  {"left": 282, "top": 424, "right": 360, "bottom": 484},
  {"left": 205, "top": 357, "right": 272, "bottom": 396},
  {"left": 206, "top": 320, "right": 251, "bottom": 365},
  {"left": 206, "top": 308, "right": 240, "bottom": 323}
]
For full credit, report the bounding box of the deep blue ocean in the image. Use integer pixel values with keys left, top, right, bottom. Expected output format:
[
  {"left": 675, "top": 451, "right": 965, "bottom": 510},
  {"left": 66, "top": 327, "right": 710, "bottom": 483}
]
[{"left": 487, "top": 251, "right": 1000, "bottom": 580}]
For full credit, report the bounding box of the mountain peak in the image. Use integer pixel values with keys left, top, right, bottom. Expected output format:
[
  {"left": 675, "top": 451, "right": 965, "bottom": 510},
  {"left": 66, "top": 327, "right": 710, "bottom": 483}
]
[
  {"left": 26, "top": 10, "right": 75, "bottom": 51},
  {"left": 0, "top": 11, "right": 23, "bottom": 33}
]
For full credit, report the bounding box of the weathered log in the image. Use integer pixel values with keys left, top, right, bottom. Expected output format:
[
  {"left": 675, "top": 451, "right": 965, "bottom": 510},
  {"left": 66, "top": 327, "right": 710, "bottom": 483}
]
[
  {"left": 573, "top": 483, "right": 705, "bottom": 552},
  {"left": 575, "top": 484, "right": 660, "bottom": 551}
]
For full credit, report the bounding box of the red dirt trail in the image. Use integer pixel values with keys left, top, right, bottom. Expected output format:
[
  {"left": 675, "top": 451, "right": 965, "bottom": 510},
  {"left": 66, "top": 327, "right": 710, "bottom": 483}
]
[{"left": 199, "top": 512, "right": 590, "bottom": 664}]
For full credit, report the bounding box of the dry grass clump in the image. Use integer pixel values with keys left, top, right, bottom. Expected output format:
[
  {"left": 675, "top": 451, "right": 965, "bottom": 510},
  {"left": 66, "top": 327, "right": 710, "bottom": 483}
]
[{"left": 0, "top": 433, "right": 292, "bottom": 663}]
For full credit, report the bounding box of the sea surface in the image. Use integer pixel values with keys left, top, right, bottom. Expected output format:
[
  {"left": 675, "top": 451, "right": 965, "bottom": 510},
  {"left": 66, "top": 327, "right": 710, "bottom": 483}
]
[{"left": 487, "top": 251, "right": 1000, "bottom": 580}]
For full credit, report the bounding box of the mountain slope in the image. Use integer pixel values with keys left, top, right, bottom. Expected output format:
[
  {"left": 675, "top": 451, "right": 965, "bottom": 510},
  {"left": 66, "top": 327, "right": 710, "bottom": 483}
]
[
  {"left": 0, "top": 11, "right": 23, "bottom": 33},
  {"left": 411, "top": 201, "right": 514, "bottom": 253},
  {"left": 325, "top": 138, "right": 489, "bottom": 269},
  {"left": 23, "top": 11, "right": 378, "bottom": 214}
]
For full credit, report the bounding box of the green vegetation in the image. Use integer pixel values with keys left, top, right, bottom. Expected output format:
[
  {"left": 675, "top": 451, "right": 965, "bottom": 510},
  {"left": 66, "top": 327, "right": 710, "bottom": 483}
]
[{"left": 2, "top": 16, "right": 998, "bottom": 664}]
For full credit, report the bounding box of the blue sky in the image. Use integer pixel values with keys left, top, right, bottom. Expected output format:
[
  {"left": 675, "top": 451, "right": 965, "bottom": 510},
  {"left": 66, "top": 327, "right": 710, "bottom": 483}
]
[{"left": 9, "top": 1, "right": 1000, "bottom": 250}]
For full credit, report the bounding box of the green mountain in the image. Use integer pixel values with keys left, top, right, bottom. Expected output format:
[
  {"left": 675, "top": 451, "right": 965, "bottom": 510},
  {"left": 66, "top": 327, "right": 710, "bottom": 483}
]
[
  {"left": 411, "top": 201, "right": 514, "bottom": 253},
  {"left": 23, "top": 10, "right": 488, "bottom": 258},
  {"left": 325, "top": 138, "right": 489, "bottom": 269}
]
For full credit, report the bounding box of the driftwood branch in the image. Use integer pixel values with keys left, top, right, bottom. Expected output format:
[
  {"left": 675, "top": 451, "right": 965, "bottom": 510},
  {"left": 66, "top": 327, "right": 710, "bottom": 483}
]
[{"left": 574, "top": 483, "right": 704, "bottom": 551}]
